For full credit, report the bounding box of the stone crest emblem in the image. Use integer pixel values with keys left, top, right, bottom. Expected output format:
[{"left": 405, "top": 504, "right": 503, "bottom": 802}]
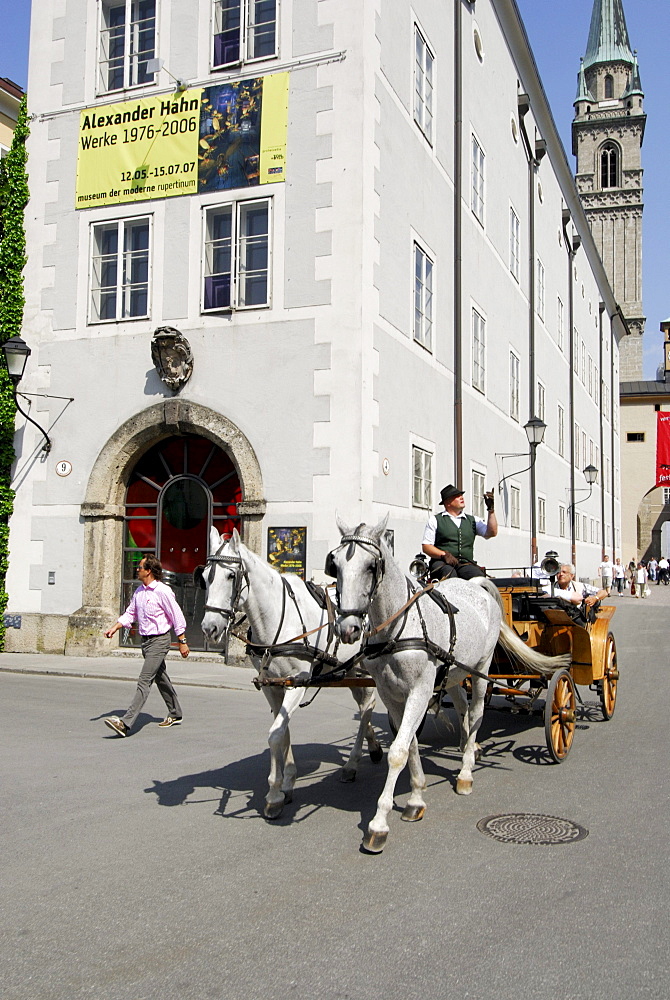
[{"left": 151, "top": 326, "right": 193, "bottom": 393}]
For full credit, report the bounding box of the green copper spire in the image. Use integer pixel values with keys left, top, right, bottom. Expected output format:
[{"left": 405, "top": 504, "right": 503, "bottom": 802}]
[
  {"left": 575, "top": 57, "right": 595, "bottom": 102},
  {"left": 583, "top": 0, "right": 634, "bottom": 71}
]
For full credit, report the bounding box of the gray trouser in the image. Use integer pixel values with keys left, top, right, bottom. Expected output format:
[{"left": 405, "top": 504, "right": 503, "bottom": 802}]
[{"left": 121, "top": 632, "right": 182, "bottom": 730}]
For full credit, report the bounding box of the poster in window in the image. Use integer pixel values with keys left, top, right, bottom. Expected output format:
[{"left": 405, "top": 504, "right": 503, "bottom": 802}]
[{"left": 267, "top": 527, "right": 307, "bottom": 579}]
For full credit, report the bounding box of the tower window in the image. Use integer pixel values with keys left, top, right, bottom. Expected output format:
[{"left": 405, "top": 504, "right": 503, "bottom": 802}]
[
  {"left": 604, "top": 74, "right": 614, "bottom": 99},
  {"left": 600, "top": 143, "right": 618, "bottom": 189}
]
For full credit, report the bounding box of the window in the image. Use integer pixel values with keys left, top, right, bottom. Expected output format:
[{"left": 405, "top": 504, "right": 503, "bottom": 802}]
[
  {"left": 557, "top": 297, "right": 564, "bottom": 351},
  {"left": 414, "top": 26, "right": 434, "bottom": 143},
  {"left": 626, "top": 432, "right": 645, "bottom": 442},
  {"left": 581, "top": 342, "right": 586, "bottom": 383},
  {"left": 581, "top": 430, "right": 587, "bottom": 469},
  {"left": 472, "top": 470, "right": 485, "bottom": 519},
  {"left": 600, "top": 142, "right": 618, "bottom": 189},
  {"left": 412, "top": 446, "right": 432, "bottom": 509},
  {"left": 589, "top": 438, "right": 595, "bottom": 466},
  {"left": 203, "top": 198, "right": 271, "bottom": 310},
  {"left": 574, "top": 422, "right": 580, "bottom": 468},
  {"left": 558, "top": 404, "right": 565, "bottom": 457},
  {"left": 471, "top": 135, "right": 485, "bottom": 224},
  {"left": 510, "top": 486, "right": 520, "bottom": 529},
  {"left": 99, "top": 0, "right": 156, "bottom": 93},
  {"left": 588, "top": 355, "right": 593, "bottom": 396},
  {"left": 414, "top": 244, "right": 433, "bottom": 350},
  {"left": 509, "top": 351, "right": 520, "bottom": 422},
  {"left": 575, "top": 514, "right": 580, "bottom": 541},
  {"left": 213, "top": 0, "right": 277, "bottom": 69},
  {"left": 537, "top": 381, "right": 545, "bottom": 424},
  {"left": 472, "top": 308, "right": 485, "bottom": 392},
  {"left": 582, "top": 514, "right": 588, "bottom": 542},
  {"left": 509, "top": 207, "right": 520, "bottom": 281},
  {"left": 538, "top": 496, "right": 546, "bottom": 535},
  {"left": 536, "top": 258, "right": 545, "bottom": 321},
  {"left": 664, "top": 488, "right": 670, "bottom": 506},
  {"left": 590, "top": 518, "right": 595, "bottom": 543},
  {"left": 605, "top": 74, "right": 614, "bottom": 99},
  {"left": 559, "top": 504, "right": 566, "bottom": 538},
  {"left": 573, "top": 329, "right": 579, "bottom": 374},
  {"left": 90, "top": 216, "right": 150, "bottom": 322}
]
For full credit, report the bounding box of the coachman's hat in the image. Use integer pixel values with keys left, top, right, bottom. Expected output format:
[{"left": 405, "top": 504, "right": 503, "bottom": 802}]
[{"left": 440, "top": 484, "right": 464, "bottom": 504}]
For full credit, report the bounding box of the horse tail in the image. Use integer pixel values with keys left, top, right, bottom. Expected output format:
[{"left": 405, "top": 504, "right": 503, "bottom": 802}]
[
  {"left": 497, "top": 619, "right": 571, "bottom": 675},
  {"left": 471, "top": 576, "right": 571, "bottom": 676}
]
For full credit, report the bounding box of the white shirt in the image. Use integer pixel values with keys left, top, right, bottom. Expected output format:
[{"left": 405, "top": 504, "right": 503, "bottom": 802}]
[
  {"left": 659, "top": 559, "right": 669, "bottom": 570},
  {"left": 542, "top": 578, "right": 598, "bottom": 603},
  {"left": 422, "top": 511, "right": 487, "bottom": 546},
  {"left": 598, "top": 560, "right": 613, "bottom": 579},
  {"left": 613, "top": 563, "right": 625, "bottom": 579}
]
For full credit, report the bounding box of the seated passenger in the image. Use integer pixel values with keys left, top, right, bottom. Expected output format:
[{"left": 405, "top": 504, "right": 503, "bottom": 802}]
[{"left": 542, "top": 563, "right": 608, "bottom": 618}]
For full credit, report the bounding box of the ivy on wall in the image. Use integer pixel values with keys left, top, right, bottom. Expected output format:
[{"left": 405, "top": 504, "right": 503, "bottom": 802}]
[{"left": 0, "top": 95, "right": 29, "bottom": 648}]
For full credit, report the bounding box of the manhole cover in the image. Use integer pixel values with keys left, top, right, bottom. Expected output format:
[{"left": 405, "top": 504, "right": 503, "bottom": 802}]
[{"left": 476, "top": 813, "right": 588, "bottom": 845}]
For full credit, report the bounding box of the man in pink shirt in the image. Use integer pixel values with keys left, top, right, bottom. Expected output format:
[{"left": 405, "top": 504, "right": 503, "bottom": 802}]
[{"left": 103, "top": 555, "right": 190, "bottom": 737}]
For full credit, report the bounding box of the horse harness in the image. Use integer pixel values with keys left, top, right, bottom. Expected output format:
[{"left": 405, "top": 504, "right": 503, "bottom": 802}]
[{"left": 203, "top": 550, "right": 344, "bottom": 674}]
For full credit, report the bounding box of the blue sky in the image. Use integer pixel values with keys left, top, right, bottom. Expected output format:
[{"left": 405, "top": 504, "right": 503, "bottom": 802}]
[{"left": 0, "top": 0, "right": 667, "bottom": 378}]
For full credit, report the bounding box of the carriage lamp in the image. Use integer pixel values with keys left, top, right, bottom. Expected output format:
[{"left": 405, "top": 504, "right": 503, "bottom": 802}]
[
  {"left": 1, "top": 335, "right": 52, "bottom": 454},
  {"left": 583, "top": 464, "right": 598, "bottom": 486}
]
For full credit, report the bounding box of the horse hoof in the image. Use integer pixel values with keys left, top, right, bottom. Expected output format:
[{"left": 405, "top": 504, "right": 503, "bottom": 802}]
[
  {"left": 340, "top": 768, "right": 357, "bottom": 783},
  {"left": 456, "top": 779, "right": 473, "bottom": 795},
  {"left": 362, "top": 830, "right": 388, "bottom": 853},
  {"left": 369, "top": 746, "right": 384, "bottom": 763},
  {"left": 401, "top": 804, "right": 425, "bottom": 822},
  {"left": 264, "top": 800, "right": 285, "bottom": 820}
]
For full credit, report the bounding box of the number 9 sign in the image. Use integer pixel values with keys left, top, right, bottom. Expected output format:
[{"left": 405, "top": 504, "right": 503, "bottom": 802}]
[{"left": 56, "top": 460, "right": 72, "bottom": 477}]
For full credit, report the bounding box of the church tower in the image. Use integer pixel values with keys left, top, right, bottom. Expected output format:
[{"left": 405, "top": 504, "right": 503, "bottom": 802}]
[{"left": 572, "top": 0, "right": 646, "bottom": 380}]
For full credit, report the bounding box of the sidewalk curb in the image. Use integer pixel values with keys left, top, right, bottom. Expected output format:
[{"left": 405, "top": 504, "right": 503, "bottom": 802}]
[{"left": 0, "top": 665, "right": 254, "bottom": 691}]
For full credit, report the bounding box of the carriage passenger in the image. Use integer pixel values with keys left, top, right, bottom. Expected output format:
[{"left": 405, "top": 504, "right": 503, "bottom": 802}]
[
  {"left": 542, "top": 564, "right": 608, "bottom": 623},
  {"left": 422, "top": 483, "right": 497, "bottom": 581}
]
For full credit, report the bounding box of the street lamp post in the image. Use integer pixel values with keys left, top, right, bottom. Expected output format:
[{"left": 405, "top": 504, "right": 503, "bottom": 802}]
[
  {"left": 1, "top": 335, "right": 52, "bottom": 455},
  {"left": 497, "top": 416, "right": 547, "bottom": 568},
  {"left": 569, "top": 464, "right": 598, "bottom": 568}
]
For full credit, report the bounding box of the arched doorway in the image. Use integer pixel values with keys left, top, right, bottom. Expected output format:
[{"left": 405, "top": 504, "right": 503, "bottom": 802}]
[{"left": 122, "top": 435, "right": 242, "bottom": 650}]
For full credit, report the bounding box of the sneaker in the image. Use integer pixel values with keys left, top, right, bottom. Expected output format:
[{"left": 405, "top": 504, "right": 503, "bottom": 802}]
[
  {"left": 158, "top": 716, "right": 182, "bottom": 727},
  {"left": 104, "top": 716, "right": 129, "bottom": 737}
]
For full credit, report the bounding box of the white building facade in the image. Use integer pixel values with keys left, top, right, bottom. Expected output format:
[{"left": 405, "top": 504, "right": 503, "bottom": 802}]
[{"left": 6, "top": 0, "right": 624, "bottom": 654}]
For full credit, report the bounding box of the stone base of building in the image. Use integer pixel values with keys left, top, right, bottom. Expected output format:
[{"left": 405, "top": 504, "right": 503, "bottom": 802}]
[
  {"left": 65, "top": 606, "right": 118, "bottom": 656},
  {"left": 3, "top": 613, "right": 70, "bottom": 654}
]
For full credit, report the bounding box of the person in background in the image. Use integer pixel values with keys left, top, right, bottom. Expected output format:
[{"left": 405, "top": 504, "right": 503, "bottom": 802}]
[
  {"left": 657, "top": 556, "right": 669, "bottom": 585},
  {"left": 102, "top": 555, "right": 190, "bottom": 737},
  {"left": 597, "top": 554, "right": 613, "bottom": 595},
  {"left": 635, "top": 561, "right": 648, "bottom": 599},
  {"left": 647, "top": 556, "right": 658, "bottom": 583},
  {"left": 613, "top": 558, "right": 626, "bottom": 595}
]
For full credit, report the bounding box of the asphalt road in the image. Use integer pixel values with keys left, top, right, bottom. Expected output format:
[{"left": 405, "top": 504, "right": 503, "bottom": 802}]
[{"left": 1, "top": 588, "right": 668, "bottom": 1000}]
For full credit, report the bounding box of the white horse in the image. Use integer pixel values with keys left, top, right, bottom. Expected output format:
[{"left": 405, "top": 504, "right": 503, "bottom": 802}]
[
  {"left": 200, "top": 527, "right": 382, "bottom": 819},
  {"left": 326, "top": 514, "right": 571, "bottom": 852}
]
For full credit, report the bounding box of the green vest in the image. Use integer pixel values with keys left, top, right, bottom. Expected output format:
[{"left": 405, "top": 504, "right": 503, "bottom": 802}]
[{"left": 434, "top": 512, "right": 478, "bottom": 562}]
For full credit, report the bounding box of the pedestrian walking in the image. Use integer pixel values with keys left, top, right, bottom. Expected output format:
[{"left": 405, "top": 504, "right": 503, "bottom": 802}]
[
  {"left": 103, "top": 555, "right": 190, "bottom": 737},
  {"left": 657, "top": 556, "right": 669, "bottom": 585},
  {"left": 635, "top": 561, "right": 648, "bottom": 599},
  {"left": 598, "top": 554, "right": 613, "bottom": 594},
  {"left": 613, "top": 557, "right": 625, "bottom": 595},
  {"left": 647, "top": 557, "right": 658, "bottom": 583}
]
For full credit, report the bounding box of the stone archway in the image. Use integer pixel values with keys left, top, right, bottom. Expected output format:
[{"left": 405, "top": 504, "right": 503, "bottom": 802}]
[
  {"left": 638, "top": 484, "right": 670, "bottom": 562},
  {"left": 65, "top": 399, "right": 265, "bottom": 655}
]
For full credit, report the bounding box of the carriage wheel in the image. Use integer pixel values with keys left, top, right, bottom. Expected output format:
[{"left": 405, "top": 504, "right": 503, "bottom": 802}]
[
  {"left": 544, "top": 668, "right": 576, "bottom": 763},
  {"left": 600, "top": 633, "right": 618, "bottom": 721}
]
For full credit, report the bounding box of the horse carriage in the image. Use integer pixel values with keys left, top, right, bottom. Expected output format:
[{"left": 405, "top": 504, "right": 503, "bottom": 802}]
[
  {"left": 407, "top": 551, "right": 619, "bottom": 763},
  {"left": 198, "top": 518, "right": 617, "bottom": 853}
]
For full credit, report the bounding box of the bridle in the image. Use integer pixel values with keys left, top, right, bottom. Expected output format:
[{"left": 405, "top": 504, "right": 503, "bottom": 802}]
[
  {"left": 326, "top": 532, "right": 386, "bottom": 619},
  {"left": 202, "top": 551, "right": 248, "bottom": 626}
]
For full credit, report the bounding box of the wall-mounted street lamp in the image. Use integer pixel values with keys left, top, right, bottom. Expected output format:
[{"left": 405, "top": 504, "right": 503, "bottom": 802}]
[
  {"left": 567, "top": 464, "right": 598, "bottom": 518},
  {"left": 496, "top": 416, "right": 547, "bottom": 566},
  {"left": 2, "top": 335, "right": 52, "bottom": 454}
]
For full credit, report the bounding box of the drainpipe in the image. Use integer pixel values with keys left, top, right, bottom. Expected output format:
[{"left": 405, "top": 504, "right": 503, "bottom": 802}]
[
  {"left": 453, "top": 0, "right": 463, "bottom": 486},
  {"left": 518, "top": 95, "right": 546, "bottom": 564},
  {"left": 563, "top": 209, "right": 580, "bottom": 569},
  {"left": 598, "top": 301, "right": 606, "bottom": 557}
]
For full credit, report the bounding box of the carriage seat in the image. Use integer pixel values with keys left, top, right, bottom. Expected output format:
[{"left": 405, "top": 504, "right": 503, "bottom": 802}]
[{"left": 491, "top": 577, "right": 542, "bottom": 590}]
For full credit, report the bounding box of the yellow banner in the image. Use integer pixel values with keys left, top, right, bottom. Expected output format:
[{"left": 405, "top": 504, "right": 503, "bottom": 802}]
[{"left": 75, "top": 74, "right": 289, "bottom": 209}]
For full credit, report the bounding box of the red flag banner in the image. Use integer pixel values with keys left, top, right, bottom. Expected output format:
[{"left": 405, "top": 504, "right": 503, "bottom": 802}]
[{"left": 656, "top": 412, "right": 670, "bottom": 487}]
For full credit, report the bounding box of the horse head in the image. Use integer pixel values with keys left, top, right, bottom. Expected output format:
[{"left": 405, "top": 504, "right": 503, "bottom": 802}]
[
  {"left": 326, "top": 512, "right": 389, "bottom": 644},
  {"left": 199, "top": 527, "right": 247, "bottom": 643}
]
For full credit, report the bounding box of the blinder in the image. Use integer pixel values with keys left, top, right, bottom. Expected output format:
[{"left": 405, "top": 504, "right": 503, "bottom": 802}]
[
  {"left": 324, "top": 551, "right": 337, "bottom": 578},
  {"left": 193, "top": 565, "right": 206, "bottom": 590}
]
